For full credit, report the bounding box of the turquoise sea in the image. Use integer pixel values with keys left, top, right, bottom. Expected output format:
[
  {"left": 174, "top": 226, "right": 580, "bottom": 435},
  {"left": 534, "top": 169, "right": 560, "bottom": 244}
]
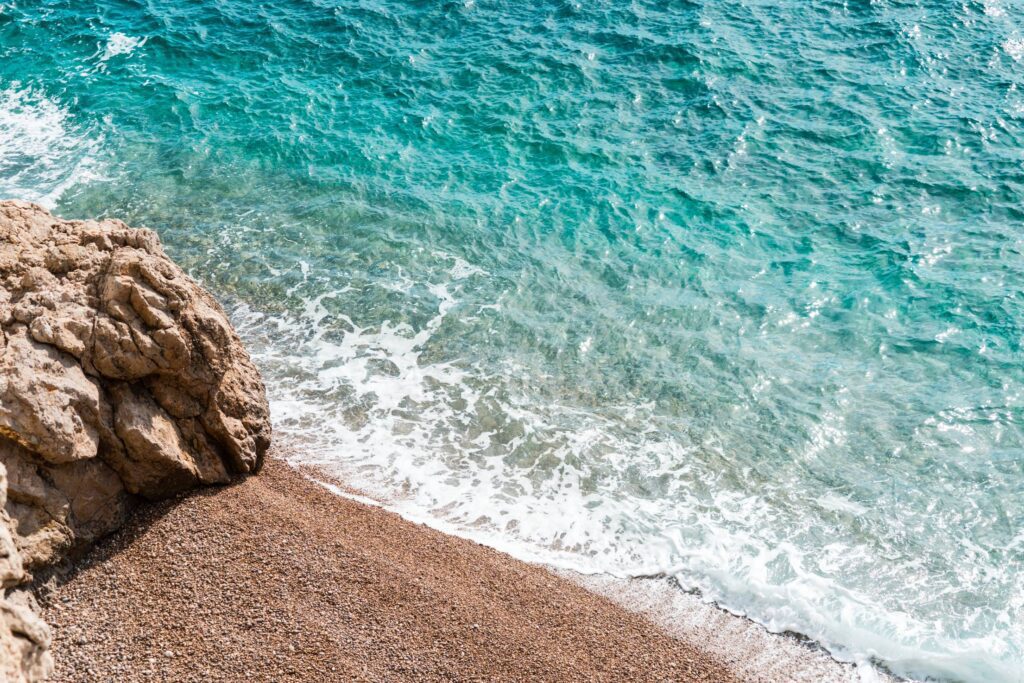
[{"left": 2, "top": 1, "right": 1023, "bottom": 679}]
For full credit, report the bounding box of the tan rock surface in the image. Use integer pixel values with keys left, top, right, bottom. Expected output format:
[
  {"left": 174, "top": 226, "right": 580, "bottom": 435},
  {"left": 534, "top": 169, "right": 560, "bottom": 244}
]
[
  {"left": 0, "top": 463, "right": 51, "bottom": 682},
  {"left": 0, "top": 200, "right": 272, "bottom": 680}
]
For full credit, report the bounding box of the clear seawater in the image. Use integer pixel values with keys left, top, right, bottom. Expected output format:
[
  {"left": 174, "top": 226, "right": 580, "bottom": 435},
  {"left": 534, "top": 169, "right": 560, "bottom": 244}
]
[{"left": 2, "top": 1, "right": 1023, "bottom": 679}]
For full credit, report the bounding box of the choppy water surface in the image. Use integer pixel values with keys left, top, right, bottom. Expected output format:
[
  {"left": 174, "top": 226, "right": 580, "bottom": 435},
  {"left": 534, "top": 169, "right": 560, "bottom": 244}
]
[{"left": 3, "top": 1, "right": 1024, "bottom": 679}]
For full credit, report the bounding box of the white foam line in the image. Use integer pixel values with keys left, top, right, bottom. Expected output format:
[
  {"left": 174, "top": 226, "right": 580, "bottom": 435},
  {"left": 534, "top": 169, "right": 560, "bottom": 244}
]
[
  {"left": 0, "top": 83, "right": 105, "bottom": 206},
  {"left": 292, "top": 460, "right": 896, "bottom": 683},
  {"left": 308, "top": 477, "right": 384, "bottom": 509},
  {"left": 565, "top": 571, "right": 897, "bottom": 683},
  {"left": 229, "top": 276, "right": 1013, "bottom": 682}
]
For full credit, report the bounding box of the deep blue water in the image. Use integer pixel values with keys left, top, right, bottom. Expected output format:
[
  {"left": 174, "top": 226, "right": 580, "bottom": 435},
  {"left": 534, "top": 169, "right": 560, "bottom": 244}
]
[{"left": 2, "top": 1, "right": 1024, "bottom": 679}]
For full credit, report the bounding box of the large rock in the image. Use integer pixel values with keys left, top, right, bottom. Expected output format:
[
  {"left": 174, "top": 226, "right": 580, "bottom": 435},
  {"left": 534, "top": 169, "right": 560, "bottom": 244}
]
[
  {"left": 0, "top": 200, "right": 272, "bottom": 680},
  {"left": 0, "top": 463, "right": 51, "bottom": 682}
]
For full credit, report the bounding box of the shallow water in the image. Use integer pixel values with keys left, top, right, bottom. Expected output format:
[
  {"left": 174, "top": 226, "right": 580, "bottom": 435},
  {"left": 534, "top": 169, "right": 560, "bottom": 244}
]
[{"left": 3, "top": 1, "right": 1024, "bottom": 679}]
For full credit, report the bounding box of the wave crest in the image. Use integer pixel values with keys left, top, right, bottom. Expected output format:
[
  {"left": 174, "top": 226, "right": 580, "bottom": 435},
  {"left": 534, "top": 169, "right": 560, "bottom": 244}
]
[{"left": 0, "top": 84, "right": 104, "bottom": 207}]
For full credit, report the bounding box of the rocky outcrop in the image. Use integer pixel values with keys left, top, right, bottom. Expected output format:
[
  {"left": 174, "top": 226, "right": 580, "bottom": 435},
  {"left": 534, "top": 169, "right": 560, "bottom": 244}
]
[
  {"left": 0, "top": 463, "right": 51, "bottom": 682},
  {"left": 0, "top": 200, "right": 272, "bottom": 680}
]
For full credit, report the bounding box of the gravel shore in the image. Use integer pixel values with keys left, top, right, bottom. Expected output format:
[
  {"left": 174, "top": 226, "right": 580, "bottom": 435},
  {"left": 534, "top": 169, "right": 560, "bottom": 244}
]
[{"left": 42, "top": 456, "right": 738, "bottom": 682}]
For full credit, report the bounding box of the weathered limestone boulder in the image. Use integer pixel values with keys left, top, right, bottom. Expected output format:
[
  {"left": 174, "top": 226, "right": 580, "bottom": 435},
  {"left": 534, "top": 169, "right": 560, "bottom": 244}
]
[
  {"left": 0, "top": 463, "right": 52, "bottom": 682},
  {"left": 0, "top": 200, "right": 272, "bottom": 680}
]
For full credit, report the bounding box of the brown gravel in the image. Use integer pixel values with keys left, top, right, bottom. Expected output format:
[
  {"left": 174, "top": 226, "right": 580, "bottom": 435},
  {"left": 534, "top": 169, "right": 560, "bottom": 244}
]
[{"left": 41, "top": 457, "right": 740, "bottom": 682}]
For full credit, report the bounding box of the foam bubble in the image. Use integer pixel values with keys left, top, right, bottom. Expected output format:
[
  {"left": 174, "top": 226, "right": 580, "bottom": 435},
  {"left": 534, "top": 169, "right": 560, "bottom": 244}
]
[
  {"left": 447, "top": 256, "right": 486, "bottom": 280},
  {"left": 984, "top": 0, "right": 1007, "bottom": 18},
  {"left": 0, "top": 84, "right": 104, "bottom": 207},
  {"left": 100, "top": 33, "right": 146, "bottom": 62},
  {"left": 1003, "top": 37, "right": 1024, "bottom": 61}
]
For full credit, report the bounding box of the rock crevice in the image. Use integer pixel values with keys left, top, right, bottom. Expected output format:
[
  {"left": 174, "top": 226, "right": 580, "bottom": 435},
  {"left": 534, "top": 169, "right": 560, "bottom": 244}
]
[{"left": 0, "top": 200, "right": 272, "bottom": 681}]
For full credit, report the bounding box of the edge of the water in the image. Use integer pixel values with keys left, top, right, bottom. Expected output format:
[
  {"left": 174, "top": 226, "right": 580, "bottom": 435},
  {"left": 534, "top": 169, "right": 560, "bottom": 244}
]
[
  {"left": 563, "top": 571, "right": 899, "bottom": 683},
  {"left": 295, "top": 458, "right": 903, "bottom": 683}
]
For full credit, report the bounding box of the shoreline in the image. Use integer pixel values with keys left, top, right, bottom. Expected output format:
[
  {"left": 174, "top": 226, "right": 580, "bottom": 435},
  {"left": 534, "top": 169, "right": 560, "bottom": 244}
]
[
  {"left": 37, "top": 452, "right": 895, "bottom": 682},
  {"left": 40, "top": 455, "right": 737, "bottom": 682},
  {"left": 301, "top": 462, "right": 893, "bottom": 683},
  {"left": 565, "top": 572, "right": 888, "bottom": 683}
]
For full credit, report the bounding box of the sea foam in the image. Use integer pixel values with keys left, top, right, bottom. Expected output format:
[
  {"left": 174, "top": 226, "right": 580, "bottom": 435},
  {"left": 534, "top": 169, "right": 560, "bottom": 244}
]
[
  {"left": 224, "top": 255, "right": 1021, "bottom": 683},
  {"left": 0, "top": 84, "right": 103, "bottom": 207}
]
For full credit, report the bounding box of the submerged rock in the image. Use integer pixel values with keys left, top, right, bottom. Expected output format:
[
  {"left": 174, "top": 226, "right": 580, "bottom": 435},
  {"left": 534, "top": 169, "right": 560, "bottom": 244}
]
[{"left": 0, "top": 200, "right": 272, "bottom": 680}]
